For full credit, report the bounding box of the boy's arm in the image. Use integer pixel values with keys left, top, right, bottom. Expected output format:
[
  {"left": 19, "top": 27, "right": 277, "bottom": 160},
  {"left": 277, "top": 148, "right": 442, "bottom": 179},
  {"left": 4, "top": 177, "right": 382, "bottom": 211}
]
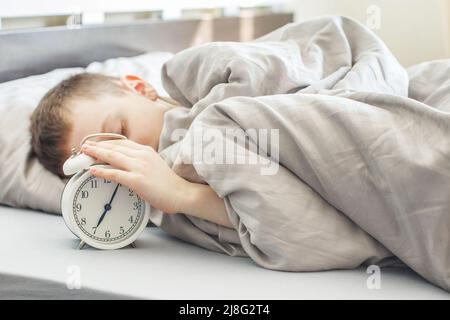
[
  {"left": 81, "top": 139, "right": 233, "bottom": 228},
  {"left": 181, "top": 181, "right": 233, "bottom": 228}
]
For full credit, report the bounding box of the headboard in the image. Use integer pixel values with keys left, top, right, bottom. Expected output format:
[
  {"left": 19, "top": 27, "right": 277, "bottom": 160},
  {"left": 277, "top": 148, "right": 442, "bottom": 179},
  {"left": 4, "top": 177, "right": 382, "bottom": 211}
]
[{"left": 0, "top": 13, "right": 293, "bottom": 83}]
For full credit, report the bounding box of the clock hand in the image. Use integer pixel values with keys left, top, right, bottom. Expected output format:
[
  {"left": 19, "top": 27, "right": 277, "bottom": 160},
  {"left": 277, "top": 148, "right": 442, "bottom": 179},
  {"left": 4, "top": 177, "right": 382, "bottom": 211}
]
[
  {"left": 94, "top": 208, "right": 109, "bottom": 235},
  {"left": 94, "top": 183, "right": 120, "bottom": 233}
]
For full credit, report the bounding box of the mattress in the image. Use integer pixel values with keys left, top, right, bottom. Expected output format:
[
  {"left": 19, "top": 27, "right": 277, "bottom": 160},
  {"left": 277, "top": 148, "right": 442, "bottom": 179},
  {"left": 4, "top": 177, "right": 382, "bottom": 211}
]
[{"left": 0, "top": 205, "right": 449, "bottom": 299}]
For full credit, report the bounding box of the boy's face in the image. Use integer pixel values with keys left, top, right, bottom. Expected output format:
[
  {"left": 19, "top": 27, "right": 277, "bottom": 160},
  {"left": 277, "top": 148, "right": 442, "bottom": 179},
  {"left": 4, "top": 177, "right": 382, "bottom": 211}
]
[{"left": 66, "top": 79, "right": 167, "bottom": 160}]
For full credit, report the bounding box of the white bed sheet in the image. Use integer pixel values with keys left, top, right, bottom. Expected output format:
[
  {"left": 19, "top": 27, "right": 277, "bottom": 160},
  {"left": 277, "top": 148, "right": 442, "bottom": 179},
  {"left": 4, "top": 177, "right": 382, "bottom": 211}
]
[{"left": 0, "top": 206, "right": 449, "bottom": 300}]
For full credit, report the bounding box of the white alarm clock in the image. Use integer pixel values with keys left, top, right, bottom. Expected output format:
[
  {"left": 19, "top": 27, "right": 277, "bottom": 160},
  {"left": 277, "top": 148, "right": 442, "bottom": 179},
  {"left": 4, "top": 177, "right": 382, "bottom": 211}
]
[{"left": 60, "top": 133, "right": 150, "bottom": 250}]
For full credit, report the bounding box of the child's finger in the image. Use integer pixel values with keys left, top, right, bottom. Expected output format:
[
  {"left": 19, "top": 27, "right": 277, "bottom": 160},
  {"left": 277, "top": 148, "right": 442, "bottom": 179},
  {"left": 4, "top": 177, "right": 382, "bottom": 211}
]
[
  {"left": 90, "top": 166, "right": 134, "bottom": 189},
  {"left": 99, "top": 140, "right": 142, "bottom": 151},
  {"left": 116, "top": 139, "right": 153, "bottom": 151},
  {"left": 85, "top": 142, "right": 140, "bottom": 158},
  {"left": 82, "top": 145, "right": 133, "bottom": 171},
  {"left": 88, "top": 139, "right": 147, "bottom": 151}
]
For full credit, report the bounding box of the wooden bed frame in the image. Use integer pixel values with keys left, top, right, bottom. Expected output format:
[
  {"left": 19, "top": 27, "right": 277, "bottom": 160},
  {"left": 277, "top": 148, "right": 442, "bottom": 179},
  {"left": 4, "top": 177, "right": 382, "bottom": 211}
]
[{"left": 0, "top": 13, "right": 293, "bottom": 83}]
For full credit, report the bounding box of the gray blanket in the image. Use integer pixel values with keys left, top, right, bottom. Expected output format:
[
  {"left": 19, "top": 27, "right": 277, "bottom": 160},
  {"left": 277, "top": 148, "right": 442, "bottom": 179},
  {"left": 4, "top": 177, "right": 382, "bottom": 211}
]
[{"left": 151, "top": 16, "right": 450, "bottom": 291}]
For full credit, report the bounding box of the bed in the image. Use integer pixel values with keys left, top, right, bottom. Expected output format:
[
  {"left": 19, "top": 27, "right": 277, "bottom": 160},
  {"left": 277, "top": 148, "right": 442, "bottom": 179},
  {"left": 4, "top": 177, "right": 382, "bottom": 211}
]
[
  {"left": 1, "top": 13, "right": 450, "bottom": 300},
  {"left": 1, "top": 205, "right": 450, "bottom": 299}
]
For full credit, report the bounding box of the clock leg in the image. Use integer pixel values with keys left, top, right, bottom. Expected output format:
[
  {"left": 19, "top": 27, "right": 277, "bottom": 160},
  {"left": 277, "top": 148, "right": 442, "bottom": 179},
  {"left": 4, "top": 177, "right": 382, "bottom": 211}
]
[
  {"left": 78, "top": 240, "right": 86, "bottom": 250},
  {"left": 130, "top": 242, "right": 136, "bottom": 248}
]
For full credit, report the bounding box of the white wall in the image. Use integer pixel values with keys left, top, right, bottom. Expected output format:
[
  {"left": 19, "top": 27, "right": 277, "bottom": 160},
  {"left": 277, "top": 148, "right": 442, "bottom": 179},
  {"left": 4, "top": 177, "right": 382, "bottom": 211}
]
[
  {"left": 285, "top": 0, "right": 450, "bottom": 66},
  {"left": 0, "top": 1, "right": 279, "bottom": 18},
  {"left": 1, "top": 0, "right": 448, "bottom": 66},
  {"left": 0, "top": 0, "right": 282, "bottom": 28}
]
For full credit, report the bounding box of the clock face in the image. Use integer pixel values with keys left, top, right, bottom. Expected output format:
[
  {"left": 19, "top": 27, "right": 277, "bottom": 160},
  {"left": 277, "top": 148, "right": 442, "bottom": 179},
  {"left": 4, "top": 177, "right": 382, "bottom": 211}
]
[{"left": 71, "top": 174, "right": 145, "bottom": 244}]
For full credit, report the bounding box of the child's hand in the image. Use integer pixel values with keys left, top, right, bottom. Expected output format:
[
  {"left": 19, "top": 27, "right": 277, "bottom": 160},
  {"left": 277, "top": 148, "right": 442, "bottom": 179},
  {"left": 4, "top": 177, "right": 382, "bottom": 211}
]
[{"left": 81, "top": 139, "right": 190, "bottom": 214}]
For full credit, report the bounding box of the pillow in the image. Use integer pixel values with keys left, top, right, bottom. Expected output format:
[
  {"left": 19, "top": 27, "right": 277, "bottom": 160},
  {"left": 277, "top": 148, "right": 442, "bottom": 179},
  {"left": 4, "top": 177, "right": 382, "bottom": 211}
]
[
  {"left": 85, "top": 51, "right": 172, "bottom": 97},
  {"left": 0, "top": 52, "right": 173, "bottom": 214}
]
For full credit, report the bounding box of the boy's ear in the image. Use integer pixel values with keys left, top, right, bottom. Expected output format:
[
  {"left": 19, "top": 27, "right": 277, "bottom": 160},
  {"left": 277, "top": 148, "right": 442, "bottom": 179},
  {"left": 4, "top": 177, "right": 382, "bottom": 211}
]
[{"left": 120, "top": 75, "right": 158, "bottom": 101}]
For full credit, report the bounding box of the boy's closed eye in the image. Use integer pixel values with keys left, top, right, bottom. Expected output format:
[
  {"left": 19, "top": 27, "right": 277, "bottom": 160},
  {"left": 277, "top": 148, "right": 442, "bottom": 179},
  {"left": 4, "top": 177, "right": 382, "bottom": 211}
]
[{"left": 102, "top": 112, "right": 127, "bottom": 137}]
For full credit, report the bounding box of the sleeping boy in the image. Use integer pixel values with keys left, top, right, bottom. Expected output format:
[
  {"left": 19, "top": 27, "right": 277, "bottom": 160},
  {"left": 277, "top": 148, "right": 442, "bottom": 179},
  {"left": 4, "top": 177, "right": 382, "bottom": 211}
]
[
  {"left": 30, "top": 72, "right": 233, "bottom": 228},
  {"left": 29, "top": 52, "right": 397, "bottom": 278}
]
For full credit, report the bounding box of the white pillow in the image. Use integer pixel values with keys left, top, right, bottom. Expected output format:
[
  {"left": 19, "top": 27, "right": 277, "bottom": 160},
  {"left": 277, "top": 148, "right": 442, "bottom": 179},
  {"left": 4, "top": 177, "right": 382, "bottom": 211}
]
[
  {"left": 85, "top": 51, "right": 172, "bottom": 96},
  {"left": 0, "top": 52, "right": 173, "bottom": 213}
]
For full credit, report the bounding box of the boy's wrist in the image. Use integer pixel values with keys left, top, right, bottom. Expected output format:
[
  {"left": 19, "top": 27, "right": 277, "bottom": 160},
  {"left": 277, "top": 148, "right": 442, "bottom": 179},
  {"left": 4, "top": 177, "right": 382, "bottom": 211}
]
[
  {"left": 174, "top": 179, "right": 233, "bottom": 228},
  {"left": 174, "top": 179, "right": 199, "bottom": 215}
]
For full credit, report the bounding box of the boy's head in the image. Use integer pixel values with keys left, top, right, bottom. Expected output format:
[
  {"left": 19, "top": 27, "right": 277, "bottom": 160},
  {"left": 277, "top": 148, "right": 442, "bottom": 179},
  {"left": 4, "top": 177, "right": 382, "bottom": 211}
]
[{"left": 30, "top": 73, "right": 167, "bottom": 177}]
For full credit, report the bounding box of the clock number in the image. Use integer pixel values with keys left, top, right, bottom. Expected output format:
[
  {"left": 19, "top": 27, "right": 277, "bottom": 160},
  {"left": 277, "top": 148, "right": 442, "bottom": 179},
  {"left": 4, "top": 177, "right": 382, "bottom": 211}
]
[
  {"left": 133, "top": 202, "right": 139, "bottom": 210},
  {"left": 119, "top": 226, "right": 125, "bottom": 235},
  {"left": 92, "top": 226, "right": 97, "bottom": 234},
  {"left": 128, "top": 216, "right": 134, "bottom": 224},
  {"left": 81, "top": 191, "right": 89, "bottom": 199},
  {"left": 80, "top": 217, "right": 86, "bottom": 226},
  {"left": 76, "top": 203, "right": 82, "bottom": 212},
  {"left": 105, "top": 230, "right": 111, "bottom": 238},
  {"left": 91, "top": 179, "right": 98, "bottom": 189},
  {"left": 104, "top": 179, "right": 111, "bottom": 184},
  {"left": 128, "top": 189, "right": 134, "bottom": 197}
]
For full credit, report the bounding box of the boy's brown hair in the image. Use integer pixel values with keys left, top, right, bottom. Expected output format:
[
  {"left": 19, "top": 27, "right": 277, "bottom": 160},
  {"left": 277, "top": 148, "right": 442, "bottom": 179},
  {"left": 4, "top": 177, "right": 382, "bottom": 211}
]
[{"left": 30, "top": 73, "right": 124, "bottom": 177}]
